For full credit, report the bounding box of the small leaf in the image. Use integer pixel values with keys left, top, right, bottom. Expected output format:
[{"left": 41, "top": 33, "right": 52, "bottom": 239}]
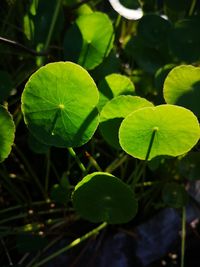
[
  {"left": 64, "top": 12, "right": 114, "bottom": 70},
  {"left": 125, "top": 36, "right": 166, "bottom": 74},
  {"left": 163, "top": 65, "right": 200, "bottom": 117},
  {"left": 168, "top": 17, "right": 200, "bottom": 62},
  {"left": 137, "top": 14, "right": 171, "bottom": 48},
  {"left": 0, "top": 105, "right": 15, "bottom": 162},
  {"left": 22, "top": 62, "right": 99, "bottom": 148},
  {"left": 98, "top": 73, "right": 135, "bottom": 111},
  {"left": 100, "top": 95, "right": 153, "bottom": 149},
  {"left": 72, "top": 172, "right": 138, "bottom": 224},
  {"left": 119, "top": 104, "right": 200, "bottom": 160}
]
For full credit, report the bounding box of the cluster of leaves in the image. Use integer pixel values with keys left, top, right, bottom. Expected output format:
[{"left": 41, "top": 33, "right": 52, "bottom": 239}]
[{"left": 0, "top": 0, "right": 200, "bottom": 265}]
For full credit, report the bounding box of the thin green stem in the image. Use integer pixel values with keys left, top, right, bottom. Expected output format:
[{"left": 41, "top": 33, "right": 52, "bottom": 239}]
[
  {"left": 189, "top": 0, "right": 197, "bottom": 16},
  {"left": 0, "top": 200, "right": 51, "bottom": 215},
  {"left": 130, "top": 127, "right": 158, "bottom": 187},
  {"left": 44, "top": 0, "right": 62, "bottom": 51},
  {"left": 105, "top": 154, "right": 128, "bottom": 173},
  {"left": 115, "top": 14, "right": 121, "bottom": 29},
  {"left": 181, "top": 206, "right": 186, "bottom": 267},
  {"left": 145, "top": 127, "right": 158, "bottom": 161},
  {"left": 67, "top": 147, "right": 87, "bottom": 174},
  {"left": 32, "top": 222, "right": 107, "bottom": 267},
  {"left": 85, "top": 151, "right": 102, "bottom": 172}
]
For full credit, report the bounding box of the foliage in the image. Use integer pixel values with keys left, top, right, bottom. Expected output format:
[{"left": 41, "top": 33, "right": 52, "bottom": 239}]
[{"left": 0, "top": 0, "right": 200, "bottom": 266}]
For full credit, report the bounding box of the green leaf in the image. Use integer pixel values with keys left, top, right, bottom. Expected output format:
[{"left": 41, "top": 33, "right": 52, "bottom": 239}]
[
  {"left": 64, "top": 12, "right": 114, "bottom": 70},
  {"left": 119, "top": 104, "right": 200, "bottom": 160},
  {"left": 22, "top": 62, "right": 99, "bottom": 148},
  {"left": 72, "top": 172, "right": 138, "bottom": 224},
  {"left": 137, "top": 14, "right": 172, "bottom": 48},
  {"left": 168, "top": 17, "right": 200, "bottom": 62},
  {"left": 91, "top": 51, "right": 120, "bottom": 81},
  {"left": 164, "top": 65, "right": 200, "bottom": 117},
  {"left": 0, "top": 105, "right": 15, "bottom": 162},
  {"left": 100, "top": 95, "right": 153, "bottom": 149},
  {"left": 162, "top": 182, "right": 188, "bottom": 208},
  {"left": 98, "top": 73, "right": 135, "bottom": 111},
  {"left": 154, "top": 64, "right": 175, "bottom": 104},
  {"left": 125, "top": 36, "right": 166, "bottom": 74},
  {"left": 0, "top": 71, "right": 13, "bottom": 102}
]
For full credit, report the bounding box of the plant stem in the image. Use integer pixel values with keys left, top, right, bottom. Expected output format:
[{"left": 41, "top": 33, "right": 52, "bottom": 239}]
[
  {"left": 85, "top": 151, "right": 102, "bottom": 172},
  {"left": 105, "top": 153, "right": 128, "bottom": 173},
  {"left": 130, "top": 127, "right": 158, "bottom": 186},
  {"left": 67, "top": 147, "right": 87, "bottom": 174},
  {"left": 32, "top": 222, "right": 107, "bottom": 267},
  {"left": 181, "top": 206, "right": 186, "bottom": 267},
  {"left": 44, "top": 0, "right": 62, "bottom": 51},
  {"left": 189, "top": 0, "right": 197, "bottom": 16}
]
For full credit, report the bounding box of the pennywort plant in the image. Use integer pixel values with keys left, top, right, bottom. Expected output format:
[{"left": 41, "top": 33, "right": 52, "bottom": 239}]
[
  {"left": 20, "top": 60, "right": 200, "bottom": 226},
  {"left": 1, "top": 1, "right": 200, "bottom": 266}
]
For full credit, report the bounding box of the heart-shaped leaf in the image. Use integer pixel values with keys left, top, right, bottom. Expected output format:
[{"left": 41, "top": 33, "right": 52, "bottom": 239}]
[
  {"left": 72, "top": 172, "right": 138, "bottom": 224},
  {"left": 119, "top": 104, "right": 200, "bottom": 160},
  {"left": 22, "top": 62, "right": 99, "bottom": 148}
]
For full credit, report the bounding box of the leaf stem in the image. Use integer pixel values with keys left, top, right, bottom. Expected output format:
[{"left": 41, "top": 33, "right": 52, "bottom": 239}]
[
  {"left": 189, "top": 0, "right": 197, "bottom": 16},
  {"left": 44, "top": 0, "right": 62, "bottom": 51},
  {"left": 32, "top": 222, "right": 107, "bottom": 267},
  {"left": 130, "top": 127, "right": 158, "bottom": 186},
  {"left": 67, "top": 147, "right": 87, "bottom": 174},
  {"left": 181, "top": 206, "right": 186, "bottom": 267}
]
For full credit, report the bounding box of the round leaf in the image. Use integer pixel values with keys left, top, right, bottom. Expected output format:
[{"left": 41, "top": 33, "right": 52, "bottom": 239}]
[
  {"left": 168, "top": 17, "right": 200, "bottom": 62},
  {"left": 22, "top": 62, "right": 99, "bottom": 148},
  {"left": 100, "top": 95, "right": 153, "bottom": 149},
  {"left": 119, "top": 104, "right": 200, "bottom": 160},
  {"left": 98, "top": 73, "right": 135, "bottom": 111},
  {"left": 163, "top": 65, "right": 200, "bottom": 117},
  {"left": 137, "top": 14, "right": 171, "bottom": 48},
  {"left": 72, "top": 172, "right": 138, "bottom": 224},
  {"left": 64, "top": 12, "right": 114, "bottom": 70},
  {"left": 162, "top": 182, "right": 188, "bottom": 208},
  {"left": 125, "top": 36, "right": 165, "bottom": 74},
  {"left": 0, "top": 105, "right": 15, "bottom": 162}
]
